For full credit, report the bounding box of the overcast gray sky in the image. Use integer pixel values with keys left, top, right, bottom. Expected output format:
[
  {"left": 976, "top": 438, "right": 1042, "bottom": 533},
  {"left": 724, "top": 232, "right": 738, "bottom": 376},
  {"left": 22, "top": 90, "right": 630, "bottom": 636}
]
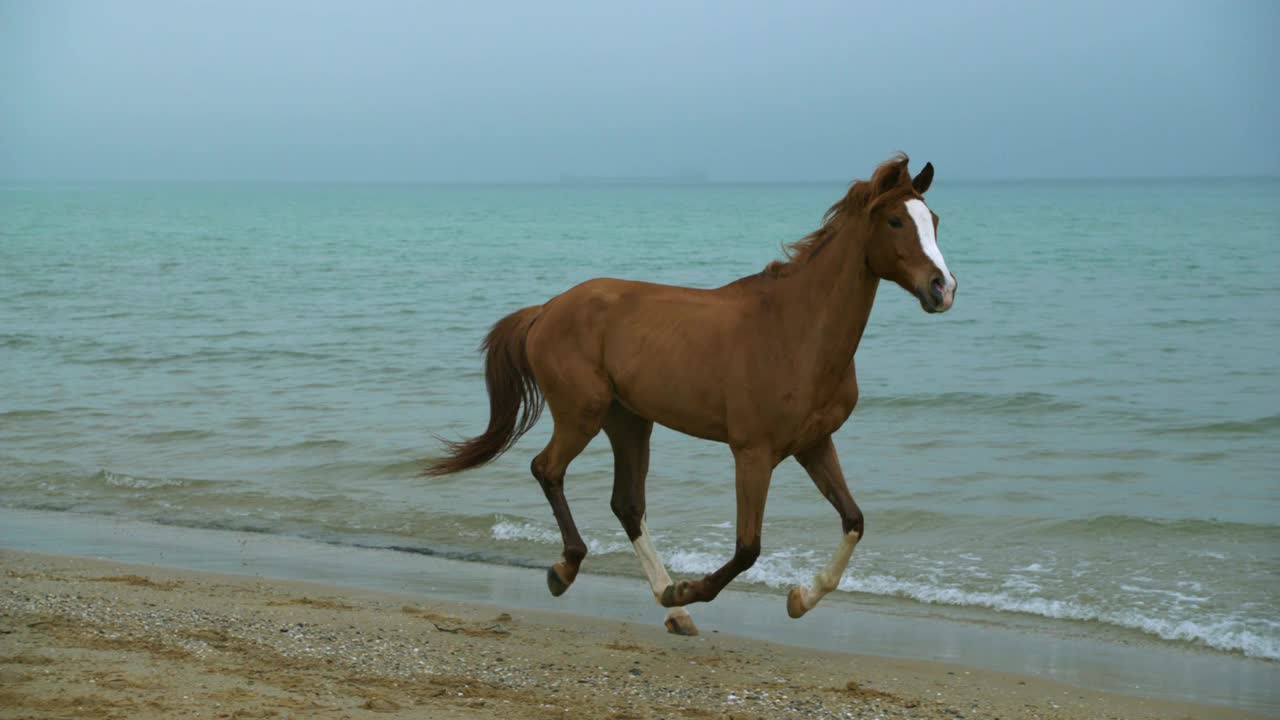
[{"left": 2, "top": 0, "right": 1276, "bottom": 182}]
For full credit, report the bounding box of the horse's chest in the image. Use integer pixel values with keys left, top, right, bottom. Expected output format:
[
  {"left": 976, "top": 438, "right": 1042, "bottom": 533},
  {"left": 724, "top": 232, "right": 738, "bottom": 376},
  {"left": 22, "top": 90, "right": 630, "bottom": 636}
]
[{"left": 789, "top": 378, "right": 858, "bottom": 451}]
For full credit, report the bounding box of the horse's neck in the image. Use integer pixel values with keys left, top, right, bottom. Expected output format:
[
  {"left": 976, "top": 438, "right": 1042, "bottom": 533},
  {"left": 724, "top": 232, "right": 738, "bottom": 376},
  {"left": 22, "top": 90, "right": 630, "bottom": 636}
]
[{"left": 784, "top": 223, "right": 879, "bottom": 371}]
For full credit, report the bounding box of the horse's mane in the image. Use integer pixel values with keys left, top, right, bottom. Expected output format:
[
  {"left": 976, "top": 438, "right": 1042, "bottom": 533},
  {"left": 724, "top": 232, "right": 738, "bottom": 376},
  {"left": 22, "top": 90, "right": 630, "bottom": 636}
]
[{"left": 764, "top": 153, "right": 914, "bottom": 278}]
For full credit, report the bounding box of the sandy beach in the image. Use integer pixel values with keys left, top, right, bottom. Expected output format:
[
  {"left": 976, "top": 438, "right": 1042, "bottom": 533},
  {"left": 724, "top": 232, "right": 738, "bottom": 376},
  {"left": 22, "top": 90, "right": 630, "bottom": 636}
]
[{"left": 1, "top": 549, "right": 1261, "bottom": 720}]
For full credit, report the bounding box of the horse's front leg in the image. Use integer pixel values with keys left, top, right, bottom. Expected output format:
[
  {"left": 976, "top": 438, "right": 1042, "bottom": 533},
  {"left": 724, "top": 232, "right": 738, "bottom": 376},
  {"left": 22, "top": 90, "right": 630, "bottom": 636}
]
[
  {"left": 787, "top": 435, "right": 864, "bottom": 618},
  {"left": 603, "top": 403, "right": 698, "bottom": 635},
  {"left": 659, "top": 445, "right": 772, "bottom": 607}
]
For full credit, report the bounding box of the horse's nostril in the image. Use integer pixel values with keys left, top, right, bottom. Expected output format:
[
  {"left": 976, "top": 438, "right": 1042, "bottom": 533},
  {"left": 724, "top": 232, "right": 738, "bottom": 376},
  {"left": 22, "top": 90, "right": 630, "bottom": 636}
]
[{"left": 929, "top": 275, "right": 945, "bottom": 301}]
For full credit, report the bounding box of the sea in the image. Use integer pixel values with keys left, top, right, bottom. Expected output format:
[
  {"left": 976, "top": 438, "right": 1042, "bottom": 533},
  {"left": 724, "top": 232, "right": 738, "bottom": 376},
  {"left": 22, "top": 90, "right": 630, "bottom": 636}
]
[{"left": 2, "top": 177, "right": 1277, "bottom": 663}]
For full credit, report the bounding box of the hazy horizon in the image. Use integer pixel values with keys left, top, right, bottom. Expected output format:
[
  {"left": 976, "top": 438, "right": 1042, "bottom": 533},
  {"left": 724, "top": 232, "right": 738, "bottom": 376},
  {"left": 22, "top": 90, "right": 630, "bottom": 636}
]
[
  {"left": 4, "top": 172, "right": 1279, "bottom": 187},
  {"left": 3, "top": 1, "right": 1277, "bottom": 183}
]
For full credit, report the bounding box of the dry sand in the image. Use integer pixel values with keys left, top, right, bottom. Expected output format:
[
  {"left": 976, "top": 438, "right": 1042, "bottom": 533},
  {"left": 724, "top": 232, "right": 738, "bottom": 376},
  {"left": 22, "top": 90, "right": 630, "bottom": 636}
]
[{"left": 0, "top": 549, "right": 1258, "bottom": 720}]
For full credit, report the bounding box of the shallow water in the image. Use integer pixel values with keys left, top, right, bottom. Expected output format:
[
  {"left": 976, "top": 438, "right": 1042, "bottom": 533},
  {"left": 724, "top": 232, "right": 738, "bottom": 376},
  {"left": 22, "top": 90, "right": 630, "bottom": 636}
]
[{"left": 2, "top": 178, "right": 1278, "bottom": 660}]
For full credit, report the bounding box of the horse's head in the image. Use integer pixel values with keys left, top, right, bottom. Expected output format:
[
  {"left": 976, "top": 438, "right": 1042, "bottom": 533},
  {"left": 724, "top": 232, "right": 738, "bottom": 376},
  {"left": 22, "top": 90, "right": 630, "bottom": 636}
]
[{"left": 863, "top": 159, "right": 957, "bottom": 313}]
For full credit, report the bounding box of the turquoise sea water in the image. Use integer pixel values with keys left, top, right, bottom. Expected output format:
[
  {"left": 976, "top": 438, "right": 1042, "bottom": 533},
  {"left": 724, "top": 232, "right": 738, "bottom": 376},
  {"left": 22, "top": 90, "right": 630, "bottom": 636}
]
[{"left": 2, "top": 178, "right": 1277, "bottom": 660}]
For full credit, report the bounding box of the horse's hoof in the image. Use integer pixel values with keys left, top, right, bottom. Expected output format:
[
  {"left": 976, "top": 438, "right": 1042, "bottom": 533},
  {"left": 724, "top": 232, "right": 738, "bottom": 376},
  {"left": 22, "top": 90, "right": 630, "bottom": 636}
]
[
  {"left": 664, "top": 613, "right": 699, "bottom": 636},
  {"left": 546, "top": 566, "right": 570, "bottom": 597},
  {"left": 786, "top": 586, "right": 809, "bottom": 618}
]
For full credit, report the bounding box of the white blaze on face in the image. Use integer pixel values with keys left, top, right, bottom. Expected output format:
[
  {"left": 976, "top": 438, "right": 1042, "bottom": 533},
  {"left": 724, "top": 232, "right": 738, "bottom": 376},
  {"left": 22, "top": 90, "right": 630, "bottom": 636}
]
[{"left": 904, "top": 198, "right": 955, "bottom": 292}]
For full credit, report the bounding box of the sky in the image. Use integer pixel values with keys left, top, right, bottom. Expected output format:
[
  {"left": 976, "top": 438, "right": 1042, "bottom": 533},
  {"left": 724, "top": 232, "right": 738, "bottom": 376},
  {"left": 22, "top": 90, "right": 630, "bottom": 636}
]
[{"left": 2, "top": 0, "right": 1276, "bottom": 182}]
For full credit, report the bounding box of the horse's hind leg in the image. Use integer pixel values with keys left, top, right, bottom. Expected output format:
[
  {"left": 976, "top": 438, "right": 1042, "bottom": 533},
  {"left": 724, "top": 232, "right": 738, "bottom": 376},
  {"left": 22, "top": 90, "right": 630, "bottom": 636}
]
[
  {"left": 603, "top": 403, "right": 698, "bottom": 636},
  {"left": 786, "top": 435, "right": 864, "bottom": 618},
  {"left": 531, "top": 419, "right": 599, "bottom": 597},
  {"left": 529, "top": 358, "right": 613, "bottom": 597}
]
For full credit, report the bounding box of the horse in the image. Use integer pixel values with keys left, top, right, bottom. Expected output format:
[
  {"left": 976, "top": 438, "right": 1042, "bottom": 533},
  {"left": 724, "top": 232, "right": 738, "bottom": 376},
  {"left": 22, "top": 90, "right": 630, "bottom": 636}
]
[{"left": 425, "top": 154, "right": 957, "bottom": 636}]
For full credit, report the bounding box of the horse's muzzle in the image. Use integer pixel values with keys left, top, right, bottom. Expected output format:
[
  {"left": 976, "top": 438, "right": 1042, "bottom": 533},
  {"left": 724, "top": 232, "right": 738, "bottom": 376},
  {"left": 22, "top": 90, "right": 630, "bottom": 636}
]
[{"left": 920, "top": 273, "right": 956, "bottom": 313}]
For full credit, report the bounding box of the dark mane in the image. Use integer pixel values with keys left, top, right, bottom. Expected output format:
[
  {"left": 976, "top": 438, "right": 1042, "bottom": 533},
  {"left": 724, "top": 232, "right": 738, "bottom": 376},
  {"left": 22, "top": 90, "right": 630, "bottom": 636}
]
[{"left": 764, "top": 153, "right": 914, "bottom": 278}]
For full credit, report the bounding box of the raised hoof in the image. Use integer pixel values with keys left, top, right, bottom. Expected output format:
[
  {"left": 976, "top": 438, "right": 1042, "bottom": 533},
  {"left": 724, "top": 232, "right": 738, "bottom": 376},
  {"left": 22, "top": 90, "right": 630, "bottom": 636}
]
[
  {"left": 786, "top": 586, "right": 809, "bottom": 619},
  {"left": 664, "top": 613, "right": 699, "bottom": 636},
  {"left": 546, "top": 566, "right": 571, "bottom": 597}
]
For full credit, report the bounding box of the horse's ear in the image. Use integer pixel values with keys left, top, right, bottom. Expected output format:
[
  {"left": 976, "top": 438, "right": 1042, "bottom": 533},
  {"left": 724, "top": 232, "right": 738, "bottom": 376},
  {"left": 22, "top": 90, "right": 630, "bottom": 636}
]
[
  {"left": 912, "top": 162, "right": 934, "bottom": 194},
  {"left": 871, "top": 162, "right": 907, "bottom": 197}
]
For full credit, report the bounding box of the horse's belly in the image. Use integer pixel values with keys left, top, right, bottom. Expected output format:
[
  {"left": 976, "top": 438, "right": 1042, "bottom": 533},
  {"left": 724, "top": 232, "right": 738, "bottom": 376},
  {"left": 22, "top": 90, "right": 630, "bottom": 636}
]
[
  {"left": 613, "top": 384, "right": 730, "bottom": 443},
  {"left": 651, "top": 415, "right": 730, "bottom": 444}
]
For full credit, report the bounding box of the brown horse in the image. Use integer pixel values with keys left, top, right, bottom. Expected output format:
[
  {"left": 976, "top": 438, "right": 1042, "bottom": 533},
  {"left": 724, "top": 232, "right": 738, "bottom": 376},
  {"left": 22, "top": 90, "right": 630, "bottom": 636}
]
[{"left": 425, "top": 154, "right": 956, "bottom": 635}]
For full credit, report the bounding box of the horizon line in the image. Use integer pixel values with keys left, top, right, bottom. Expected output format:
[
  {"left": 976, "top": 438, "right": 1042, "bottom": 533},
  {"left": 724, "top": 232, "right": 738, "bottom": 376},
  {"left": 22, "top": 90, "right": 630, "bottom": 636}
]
[{"left": 1, "top": 172, "right": 1277, "bottom": 186}]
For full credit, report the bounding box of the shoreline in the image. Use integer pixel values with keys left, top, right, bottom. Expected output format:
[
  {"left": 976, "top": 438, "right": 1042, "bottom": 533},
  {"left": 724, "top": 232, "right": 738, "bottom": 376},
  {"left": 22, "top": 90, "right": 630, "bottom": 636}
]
[
  {"left": 1, "top": 548, "right": 1263, "bottom": 720},
  {"left": 1, "top": 508, "right": 1276, "bottom": 717}
]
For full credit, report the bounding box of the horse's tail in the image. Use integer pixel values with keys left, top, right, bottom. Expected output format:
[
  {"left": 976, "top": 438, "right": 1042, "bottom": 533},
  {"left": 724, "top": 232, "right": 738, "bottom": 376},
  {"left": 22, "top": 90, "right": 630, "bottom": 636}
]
[{"left": 423, "top": 305, "right": 544, "bottom": 476}]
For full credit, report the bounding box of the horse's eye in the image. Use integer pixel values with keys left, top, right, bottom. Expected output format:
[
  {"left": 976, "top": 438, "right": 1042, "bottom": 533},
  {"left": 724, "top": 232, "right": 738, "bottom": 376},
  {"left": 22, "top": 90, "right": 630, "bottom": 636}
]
[{"left": 888, "top": 216, "right": 902, "bottom": 228}]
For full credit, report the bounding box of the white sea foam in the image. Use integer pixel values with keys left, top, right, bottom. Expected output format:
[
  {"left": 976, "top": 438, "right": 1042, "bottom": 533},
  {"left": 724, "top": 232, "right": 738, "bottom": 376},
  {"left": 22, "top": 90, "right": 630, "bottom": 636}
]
[
  {"left": 489, "top": 520, "right": 629, "bottom": 555},
  {"left": 1000, "top": 575, "right": 1043, "bottom": 592},
  {"left": 666, "top": 547, "right": 819, "bottom": 589},
  {"left": 491, "top": 519, "right": 560, "bottom": 545},
  {"left": 841, "top": 575, "right": 1280, "bottom": 660},
  {"left": 840, "top": 574, "right": 1280, "bottom": 660},
  {"left": 1192, "top": 550, "right": 1229, "bottom": 560},
  {"left": 99, "top": 469, "right": 186, "bottom": 489},
  {"left": 1120, "top": 584, "right": 1209, "bottom": 604},
  {"left": 649, "top": 540, "right": 1280, "bottom": 660}
]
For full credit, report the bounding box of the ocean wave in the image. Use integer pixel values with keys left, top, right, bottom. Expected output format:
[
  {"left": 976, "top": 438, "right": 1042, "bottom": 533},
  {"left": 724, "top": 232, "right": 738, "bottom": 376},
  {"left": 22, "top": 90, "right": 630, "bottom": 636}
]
[
  {"left": 1038, "top": 514, "right": 1280, "bottom": 542},
  {"left": 844, "top": 574, "right": 1279, "bottom": 660},
  {"left": 490, "top": 519, "right": 630, "bottom": 555},
  {"left": 863, "top": 509, "right": 1276, "bottom": 546},
  {"left": 78, "top": 351, "right": 211, "bottom": 366},
  {"left": 76, "top": 347, "right": 333, "bottom": 367},
  {"left": 1146, "top": 317, "right": 1223, "bottom": 329},
  {"left": 1119, "top": 584, "right": 1208, "bottom": 604},
  {"left": 666, "top": 547, "right": 819, "bottom": 589},
  {"left": 1146, "top": 414, "right": 1280, "bottom": 436},
  {"left": 244, "top": 439, "right": 351, "bottom": 455},
  {"left": 375, "top": 459, "right": 431, "bottom": 477},
  {"left": 74, "top": 311, "right": 134, "bottom": 320},
  {"left": 858, "top": 391, "right": 1082, "bottom": 415},
  {"left": 0, "top": 333, "right": 39, "bottom": 348},
  {"left": 185, "top": 329, "right": 265, "bottom": 340},
  {"left": 0, "top": 409, "right": 58, "bottom": 420},
  {"left": 130, "top": 429, "right": 216, "bottom": 443},
  {"left": 490, "top": 519, "right": 560, "bottom": 545},
  {"left": 96, "top": 469, "right": 193, "bottom": 489},
  {"left": 656, "top": 541, "right": 1278, "bottom": 660}
]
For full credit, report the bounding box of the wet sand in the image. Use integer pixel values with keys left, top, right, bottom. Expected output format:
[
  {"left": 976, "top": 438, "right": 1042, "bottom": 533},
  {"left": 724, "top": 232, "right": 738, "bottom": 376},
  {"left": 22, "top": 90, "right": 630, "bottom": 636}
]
[{"left": 0, "top": 549, "right": 1261, "bottom": 720}]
